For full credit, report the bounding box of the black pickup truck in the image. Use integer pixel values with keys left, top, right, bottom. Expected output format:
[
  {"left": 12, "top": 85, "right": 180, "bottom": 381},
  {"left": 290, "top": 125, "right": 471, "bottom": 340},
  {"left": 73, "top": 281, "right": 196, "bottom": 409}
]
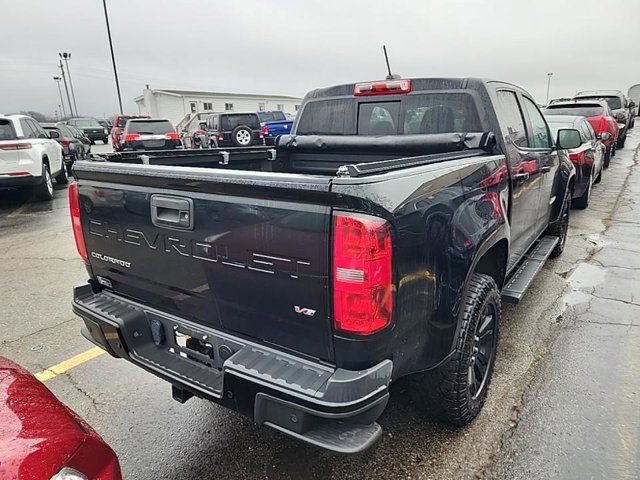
[{"left": 70, "top": 77, "right": 581, "bottom": 453}]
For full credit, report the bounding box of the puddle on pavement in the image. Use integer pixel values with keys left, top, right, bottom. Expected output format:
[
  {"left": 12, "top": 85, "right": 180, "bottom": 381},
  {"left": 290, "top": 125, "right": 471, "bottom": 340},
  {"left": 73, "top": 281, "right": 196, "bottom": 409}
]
[{"left": 562, "top": 262, "right": 607, "bottom": 309}]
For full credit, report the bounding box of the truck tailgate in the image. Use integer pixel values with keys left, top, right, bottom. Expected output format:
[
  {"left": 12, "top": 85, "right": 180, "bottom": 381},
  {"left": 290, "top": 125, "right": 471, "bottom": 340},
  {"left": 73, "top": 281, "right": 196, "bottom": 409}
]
[{"left": 75, "top": 163, "right": 334, "bottom": 361}]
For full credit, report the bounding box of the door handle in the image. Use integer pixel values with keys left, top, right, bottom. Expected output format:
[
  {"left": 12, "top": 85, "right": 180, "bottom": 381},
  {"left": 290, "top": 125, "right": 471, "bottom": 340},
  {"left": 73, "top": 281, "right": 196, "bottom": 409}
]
[
  {"left": 540, "top": 165, "right": 551, "bottom": 173},
  {"left": 151, "top": 195, "right": 194, "bottom": 230},
  {"left": 513, "top": 171, "right": 530, "bottom": 182}
]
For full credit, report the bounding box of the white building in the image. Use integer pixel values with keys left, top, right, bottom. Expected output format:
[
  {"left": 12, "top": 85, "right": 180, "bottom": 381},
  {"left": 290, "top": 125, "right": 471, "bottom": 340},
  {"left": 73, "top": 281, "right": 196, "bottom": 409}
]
[{"left": 134, "top": 87, "right": 303, "bottom": 130}]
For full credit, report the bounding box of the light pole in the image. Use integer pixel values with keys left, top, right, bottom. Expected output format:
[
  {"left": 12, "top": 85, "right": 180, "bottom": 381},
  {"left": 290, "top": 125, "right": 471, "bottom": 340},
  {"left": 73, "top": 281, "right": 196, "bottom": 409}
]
[
  {"left": 60, "top": 52, "right": 78, "bottom": 116},
  {"left": 53, "top": 76, "right": 67, "bottom": 118},
  {"left": 102, "top": 0, "right": 123, "bottom": 114},
  {"left": 58, "top": 60, "right": 74, "bottom": 117},
  {"left": 546, "top": 72, "right": 553, "bottom": 105}
]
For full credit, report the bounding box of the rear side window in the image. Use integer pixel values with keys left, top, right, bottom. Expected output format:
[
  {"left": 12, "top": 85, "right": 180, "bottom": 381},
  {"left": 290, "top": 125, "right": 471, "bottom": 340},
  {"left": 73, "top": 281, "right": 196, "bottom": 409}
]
[
  {"left": 580, "top": 120, "right": 595, "bottom": 141},
  {"left": 545, "top": 105, "right": 604, "bottom": 117},
  {"left": 495, "top": 91, "right": 528, "bottom": 147},
  {"left": 0, "top": 120, "right": 17, "bottom": 140},
  {"left": 521, "top": 97, "right": 551, "bottom": 148},
  {"left": 117, "top": 117, "right": 129, "bottom": 127},
  {"left": 127, "top": 120, "right": 174, "bottom": 134},
  {"left": 220, "top": 114, "right": 260, "bottom": 130},
  {"left": 19, "top": 119, "right": 36, "bottom": 138}
]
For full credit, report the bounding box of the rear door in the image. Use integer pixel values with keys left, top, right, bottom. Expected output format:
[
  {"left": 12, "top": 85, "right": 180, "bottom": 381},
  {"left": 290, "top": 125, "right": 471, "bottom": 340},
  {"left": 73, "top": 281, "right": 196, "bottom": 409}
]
[
  {"left": 77, "top": 165, "right": 335, "bottom": 361},
  {"left": 0, "top": 119, "right": 22, "bottom": 172},
  {"left": 493, "top": 90, "right": 544, "bottom": 269},
  {"left": 518, "top": 96, "right": 558, "bottom": 235}
]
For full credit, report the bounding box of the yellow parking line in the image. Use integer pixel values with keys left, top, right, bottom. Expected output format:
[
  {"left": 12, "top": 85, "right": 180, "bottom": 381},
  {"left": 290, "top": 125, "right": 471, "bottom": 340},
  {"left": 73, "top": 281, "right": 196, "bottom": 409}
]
[
  {"left": 35, "top": 347, "right": 105, "bottom": 382},
  {"left": 7, "top": 202, "right": 30, "bottom": 218}
]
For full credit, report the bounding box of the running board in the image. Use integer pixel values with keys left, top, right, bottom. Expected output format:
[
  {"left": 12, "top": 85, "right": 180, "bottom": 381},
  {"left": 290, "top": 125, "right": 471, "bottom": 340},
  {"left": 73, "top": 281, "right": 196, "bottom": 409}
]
[{"left": 502, "top": 236, "right": 559, "bottom": 304}]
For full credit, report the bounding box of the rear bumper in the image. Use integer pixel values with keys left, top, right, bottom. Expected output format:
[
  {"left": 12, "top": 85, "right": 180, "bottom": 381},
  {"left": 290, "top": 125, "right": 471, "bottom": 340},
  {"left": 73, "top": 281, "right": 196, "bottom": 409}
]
[
  {"left": 122, "top": 140, "right": 181, "bottom": 151},
  {"left": 0, "top": 173, "right": 40, "bottom": 188},
  {"left": 73, "top": 283, "right": 391, "bottom": 453}
]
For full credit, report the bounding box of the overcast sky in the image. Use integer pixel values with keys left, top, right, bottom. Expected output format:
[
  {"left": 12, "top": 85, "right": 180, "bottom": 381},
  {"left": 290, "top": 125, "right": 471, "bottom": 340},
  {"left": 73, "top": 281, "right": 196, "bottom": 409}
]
[{"left": 1, "top": 0, "right": 638, "bottom": 118}]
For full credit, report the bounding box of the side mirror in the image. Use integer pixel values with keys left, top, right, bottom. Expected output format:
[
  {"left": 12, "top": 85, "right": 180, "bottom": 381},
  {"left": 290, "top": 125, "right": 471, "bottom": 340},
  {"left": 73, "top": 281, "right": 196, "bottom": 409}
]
[
  {"left": 49, "top": 130, "right": 60, "bottom": 139},
  {"left": 599, "top": 132, "right": 612, "bottom": 141},
  {"left": 556, "top": 129, "right": 582, "bottom": 150}
]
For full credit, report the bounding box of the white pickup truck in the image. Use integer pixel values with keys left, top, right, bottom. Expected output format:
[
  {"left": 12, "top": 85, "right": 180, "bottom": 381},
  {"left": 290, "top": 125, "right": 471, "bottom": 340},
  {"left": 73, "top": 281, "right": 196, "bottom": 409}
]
[{"left": 0, "top": 114, "right": 67, "bottom": 200}]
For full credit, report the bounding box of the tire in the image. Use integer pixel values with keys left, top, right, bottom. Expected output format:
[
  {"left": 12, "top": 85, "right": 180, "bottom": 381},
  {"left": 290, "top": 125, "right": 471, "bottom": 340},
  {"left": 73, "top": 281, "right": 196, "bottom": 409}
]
[
  {"left": 55, "top": 159, "right": 69, "bottom": 185},
  {"left": 409, "top": 273, "right": 501, "bottom": 426},
  {"left": 231, "top": 125, "right": 253, "bottom": 147},
  {"left": 573, "top": 172, "right": 592, "bottom": 209},
  {"left": 547, "top": 191, "right": 571, "bottom": 258},
  {"left": 612, "top": 144, "right": 616, "bottom": 157},
  {"left": 34, "top": 163, "right": 54, "bottom": 201},
  {"left": 603, "top": 146, "right": 611, "bottom": 168},
  {"left": 617, "top": 134, "right": 626, "bottom": 149},
  {"left": 594, "top": 167, "right": 602, "bottom": 184}
]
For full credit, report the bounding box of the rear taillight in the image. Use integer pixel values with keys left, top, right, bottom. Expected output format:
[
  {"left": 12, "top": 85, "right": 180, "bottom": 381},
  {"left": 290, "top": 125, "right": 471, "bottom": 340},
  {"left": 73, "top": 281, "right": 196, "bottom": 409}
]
[
  {"left": 261, "top": 125, "right": 269, "bottom": 136},
  {"left": 333, "top": 212, "right": 393, "bottom": 335},
  {"left": 59, "top": 138, "right": 71, "bottom": 147},
  {"left": 68, "top": 182, "right": 88, "bottom": 261},
  {"left": 0, "top": 142, "right": 32, "bottom": 150},
  {"left": 354, "top": 79, "right": 411, "bottom": 96},
  {"left": 218, "top": 134, "right": 224, "bottom": 141},
  {"left": 165, "top": 132, "right": 179, "bottom": 140},
  {"left": 569, "top": 151, "right": 585, "bottom": 165},
  {"left": 123, "top": 133, "right": 140, "bottom": 142}
]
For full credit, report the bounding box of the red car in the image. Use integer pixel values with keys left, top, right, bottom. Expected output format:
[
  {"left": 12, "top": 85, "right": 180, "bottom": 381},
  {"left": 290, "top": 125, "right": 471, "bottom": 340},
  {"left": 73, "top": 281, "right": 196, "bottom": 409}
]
[
  {"left": 0, "top": 357, "right": 122, "bottom": 480},
  {"left": 110, "top": 114, "right": 149, "bottom": 151},
  {"left": 544, "top": 100, "right": 618, "bottom": 167}
]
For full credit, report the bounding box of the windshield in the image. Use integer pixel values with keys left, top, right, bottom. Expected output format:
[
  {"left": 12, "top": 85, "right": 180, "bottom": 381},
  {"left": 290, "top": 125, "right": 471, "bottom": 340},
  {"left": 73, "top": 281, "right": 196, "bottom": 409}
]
[
  {"left": 220, "top": 114, "right": 260, "bottom": 130},
  {"left": 126, "top": 120, "right": 174, "bottom": 134},
  {"left": 545, "top": 105, "right": 604, "bottom": 117},
  {"left": 296, "top": 93, "right": 482, "bottom": 135},
  {"left": 577, "top": 96, "right": 622, "bottom": 110},
  {"left": 257, "top": 111, "right": 287, "bottom": 123},
  {"left": 72, "top": 118, "right": 102, "bottom": 128},
  {"left": 0, "top": 120, "right": 17, "bottom": 140}
]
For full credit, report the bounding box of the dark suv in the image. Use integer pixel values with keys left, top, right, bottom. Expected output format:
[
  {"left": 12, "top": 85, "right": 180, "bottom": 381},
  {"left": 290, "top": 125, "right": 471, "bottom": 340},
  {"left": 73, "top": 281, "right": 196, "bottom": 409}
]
[
  {"left": 66, "top": 117, "right": 109, "bottom": 144},
  {"left": 205, "top": 113, "right": 263, "bottom": 147}
]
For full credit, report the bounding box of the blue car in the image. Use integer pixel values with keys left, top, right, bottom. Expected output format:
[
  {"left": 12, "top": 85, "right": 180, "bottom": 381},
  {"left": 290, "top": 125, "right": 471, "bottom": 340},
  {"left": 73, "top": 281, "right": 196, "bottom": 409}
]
[{"left": 257, "top": 111, "right": 293, "bottom": 145}]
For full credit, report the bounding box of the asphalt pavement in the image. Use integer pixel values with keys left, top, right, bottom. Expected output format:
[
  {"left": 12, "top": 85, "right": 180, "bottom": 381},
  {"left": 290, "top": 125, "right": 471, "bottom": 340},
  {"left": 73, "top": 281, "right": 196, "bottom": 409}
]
[{"left": 0, "top": 137, "right": 638, "bottom": 479}]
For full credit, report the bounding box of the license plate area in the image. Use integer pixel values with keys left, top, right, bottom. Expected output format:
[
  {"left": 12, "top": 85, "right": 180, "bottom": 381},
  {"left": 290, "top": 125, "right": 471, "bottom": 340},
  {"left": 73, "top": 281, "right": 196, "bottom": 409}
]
[
  {"left": 121, "top": 311, "right": 246, "bottom": 398},
  {"left": 173, "top": 330, "right": 217, "bottom": 369}
]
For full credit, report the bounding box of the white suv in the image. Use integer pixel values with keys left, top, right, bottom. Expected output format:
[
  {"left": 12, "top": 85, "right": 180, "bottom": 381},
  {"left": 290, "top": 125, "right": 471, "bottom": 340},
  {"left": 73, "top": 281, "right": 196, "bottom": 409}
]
[{"left": 0, "top": 114, "right": 67, "bottom": 200}]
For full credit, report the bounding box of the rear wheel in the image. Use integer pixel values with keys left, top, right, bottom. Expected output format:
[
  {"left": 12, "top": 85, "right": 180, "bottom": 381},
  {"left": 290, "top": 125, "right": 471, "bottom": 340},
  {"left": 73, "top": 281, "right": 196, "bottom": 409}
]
[
  {"left": 617, "top": 134, "right": 626, "bottom": 149},
  {"left": 34, "top": 164, "right": 54, "bottom": 201},
  {"left": 55, "top": 160, "right": 69, "bottom": 184},
  {"left": 573, "top": 172, "right": 592, "bottom": 209},
  {"left": 410, "top": 273, "right": 501, "bottom": 426}
]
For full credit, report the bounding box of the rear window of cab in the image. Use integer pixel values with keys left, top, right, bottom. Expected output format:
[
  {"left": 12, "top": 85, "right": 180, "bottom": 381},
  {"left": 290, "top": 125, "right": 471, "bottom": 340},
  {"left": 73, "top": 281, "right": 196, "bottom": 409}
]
[
  {"left": 126, "top": 120, "right": 174, "bottom": 134},
  {"left": 297, "top": 93, "right": 482, "bottom": 135}
]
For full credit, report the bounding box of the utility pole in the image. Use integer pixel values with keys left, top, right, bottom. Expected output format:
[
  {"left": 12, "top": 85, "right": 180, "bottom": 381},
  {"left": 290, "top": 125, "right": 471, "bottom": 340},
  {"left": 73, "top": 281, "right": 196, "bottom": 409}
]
[
  {"left": 60, "top": 52, "right": 78, "bottom": 116},
  {"left": 546, "top": 72, "right": 553, "bottom": 105},
  {"left": 53, "top": 76, "right": 67, "bottom": 118},
  {"left": 59, "top": 60, "right": 74, "bottom": 117},
  {"left": 102, "top": 0, "right": 123, "bottom": 114}
]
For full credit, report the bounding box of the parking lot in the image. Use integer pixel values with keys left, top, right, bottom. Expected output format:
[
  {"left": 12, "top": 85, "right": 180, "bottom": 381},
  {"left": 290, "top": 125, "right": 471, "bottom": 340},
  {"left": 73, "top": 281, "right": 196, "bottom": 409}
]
[{"left": 0, "top": 132, "right": 637, "bottom": 479}]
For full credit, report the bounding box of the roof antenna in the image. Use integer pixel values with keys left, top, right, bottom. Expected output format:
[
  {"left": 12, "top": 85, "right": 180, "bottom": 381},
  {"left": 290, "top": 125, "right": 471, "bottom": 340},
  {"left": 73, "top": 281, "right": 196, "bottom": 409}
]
[{"left": 383, "top": 45, "right": 400, "bottom": 80}]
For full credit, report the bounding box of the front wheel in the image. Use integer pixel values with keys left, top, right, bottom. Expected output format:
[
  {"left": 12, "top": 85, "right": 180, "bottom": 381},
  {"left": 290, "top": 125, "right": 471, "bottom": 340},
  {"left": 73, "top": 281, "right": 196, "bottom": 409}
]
[
  {"left": 617, "top": 134, "right": 626, "bottom": 149},
  {"left": 410, "top": 273, "right": 501, "bottom": 426},
  {"left": 603, "top": 146, "right": 611, "bottom": 168}
]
